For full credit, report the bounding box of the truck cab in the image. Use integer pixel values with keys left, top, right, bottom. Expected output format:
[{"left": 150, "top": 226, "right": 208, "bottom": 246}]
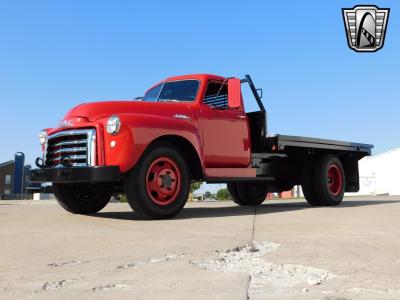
[{"left": 31, "top": 74, "right": 372, "bottom": 219}]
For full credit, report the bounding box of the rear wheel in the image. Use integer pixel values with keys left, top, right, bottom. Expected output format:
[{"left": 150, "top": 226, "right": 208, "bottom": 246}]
[
  {"left": 313, "top": 155, "right": 345, "bottom": 206},
  {"left": 301, "top": 161, "right": 320, "bottom": 206},
  {"left": 124, "top": 143, "right": 190, "bottom": 219},
  {"left": 53, "top": 183, "right": 111, "bottom": 214},
  {"left": 228, "top": 182, "right": 268, "bottom": 206}
]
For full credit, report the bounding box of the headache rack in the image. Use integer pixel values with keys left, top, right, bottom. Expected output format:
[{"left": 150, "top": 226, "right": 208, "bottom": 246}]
[{"left": 45, "top": 129, "right": 96, "bottom": 168}]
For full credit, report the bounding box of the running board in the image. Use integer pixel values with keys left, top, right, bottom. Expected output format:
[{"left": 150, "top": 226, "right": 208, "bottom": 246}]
[
  {"left": 204, "top": 167, "right": 275, "bottom": 183},
  {"left": 205, "top": 176, "right": 275, "bottom": 183},
  {"left": 205, "top": 167, "right": 256, "bottom": 178}
]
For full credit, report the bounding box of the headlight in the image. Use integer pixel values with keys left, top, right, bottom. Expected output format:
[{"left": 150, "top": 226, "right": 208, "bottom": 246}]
[
  {"left": 38, "top": 130, "right": 48, "bottom": 145},
  {"left": 106, "top": 115, "right": 121, "bottom": 135}
]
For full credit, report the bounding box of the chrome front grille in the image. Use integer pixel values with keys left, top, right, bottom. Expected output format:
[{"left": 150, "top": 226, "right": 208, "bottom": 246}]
[{"left": 45, "top": 129, "right": 96, "bottom": 168}]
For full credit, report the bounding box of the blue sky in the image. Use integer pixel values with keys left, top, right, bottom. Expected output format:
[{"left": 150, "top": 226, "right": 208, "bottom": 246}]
[{"left": 0, "top": 0, "right": 398, "bottom": 172}]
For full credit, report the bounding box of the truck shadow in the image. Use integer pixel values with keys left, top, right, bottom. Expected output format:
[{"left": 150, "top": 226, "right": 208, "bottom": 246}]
[{"left": 92, "top": 199, "right": 400, "bottom": 221}]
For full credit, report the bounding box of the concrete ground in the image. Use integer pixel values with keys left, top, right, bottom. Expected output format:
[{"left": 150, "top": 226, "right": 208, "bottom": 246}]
[{"left": 1, "top": 196, "right": 400, "bottom": 300}]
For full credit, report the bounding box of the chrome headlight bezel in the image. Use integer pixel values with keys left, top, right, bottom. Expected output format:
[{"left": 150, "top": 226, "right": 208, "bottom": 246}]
[
  {"left": 106, "top": 115, "right": 121, "bottom": 135},
  {"left": 38, "top": 130, "right": 48, "bottom": 145}
]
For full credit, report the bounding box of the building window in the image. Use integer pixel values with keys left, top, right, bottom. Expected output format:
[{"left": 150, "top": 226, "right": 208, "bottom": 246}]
[
  {"left": 4, "top": 189, "right": 10, "bottom": 195},
  {"left": 5, "top": 175, "right": 11, "bottom": 185}
]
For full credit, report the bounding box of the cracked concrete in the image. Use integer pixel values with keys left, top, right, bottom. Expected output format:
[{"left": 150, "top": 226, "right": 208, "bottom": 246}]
[
  {"left": 92, "top": 284, "right": 133, "bottom": 292},
  {"left": 193, "top": 241, "right": 335, "bottom": 297},
  {"left": 0, "top": 196, "right": 400, "bottom": 299},
  {"left": 112, "top": 253, "right": 187, "bottom": 271},
  {"left": 48, "top": 260, "right": 89, "bottom": 268},
  {"left": 42, "top": 279, "right": 78, "bottom": 290}
]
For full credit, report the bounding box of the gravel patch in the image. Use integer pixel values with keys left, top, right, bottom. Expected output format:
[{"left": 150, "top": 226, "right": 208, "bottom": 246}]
[
  {"left": 113, "top": 253, "right": 187, "bottom": 271},
  {"left": 48, "top": 260, "right": 89, "bottom": 267},
  {"left": 193, "top": 241, "right": 335, "bottom": 296},
  {"left": 114, "top": 263, "right": 137, "bottom": 270},
  {"left": 42, "top": 279, "right": 78, "bottom": 290},
  {"left": 93, "top": 284, "right": 132, "bottom": 292},
  {"left": 321, "top": 288, "right": 400, "bottom": 295}
]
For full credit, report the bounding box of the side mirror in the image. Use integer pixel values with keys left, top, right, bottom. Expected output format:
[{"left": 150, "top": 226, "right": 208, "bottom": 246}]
[{"left": 227, "top": 78, "right": 241, "bottom": 109}]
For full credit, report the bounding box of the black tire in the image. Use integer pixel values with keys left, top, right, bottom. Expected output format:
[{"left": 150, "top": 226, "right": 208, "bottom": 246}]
[
  {"left": 124, "top": 142, "right": 190, "bottom": 219},
  {"left": 227, "top": 182, "right": 245, "bottom": 205},
  {"left": 228, "top": 182, "right": 267, "bottom": 206},
  {"left": 53, "top": 183, "right": 111, "bottom": 214},
  {"left": 301, "top": 161, "right": 321, "bottom": 206},
  {"left": 313, "top": 155, "right": 345, "bottom": 206}
]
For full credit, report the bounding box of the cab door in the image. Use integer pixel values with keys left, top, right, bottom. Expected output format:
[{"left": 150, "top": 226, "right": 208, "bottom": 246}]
[{"left": 199, "top": 81, "right": 251, "bottom": 168}]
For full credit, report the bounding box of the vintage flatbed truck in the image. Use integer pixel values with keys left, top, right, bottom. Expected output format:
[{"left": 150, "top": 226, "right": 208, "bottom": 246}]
[{"left": 30, "top": 74, "right": 373, "bottom": 219}]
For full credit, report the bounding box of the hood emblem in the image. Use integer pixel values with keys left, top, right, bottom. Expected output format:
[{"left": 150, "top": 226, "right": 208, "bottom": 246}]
[{"left": 61, "top": 119, "right": 74, "bottom": 127}]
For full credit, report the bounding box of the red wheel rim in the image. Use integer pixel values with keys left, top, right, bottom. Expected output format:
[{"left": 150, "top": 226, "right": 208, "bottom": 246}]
[
  {"left": 327, "top": 164, "right": 342, "bottom": 196},
  {"left": 146, "top": 157, "right": 181, "bottom": 206}
]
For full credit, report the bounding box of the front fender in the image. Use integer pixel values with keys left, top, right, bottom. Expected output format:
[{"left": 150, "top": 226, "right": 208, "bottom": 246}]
[{"left": 100, "top": 113, "right": 203, "bottom": 173}]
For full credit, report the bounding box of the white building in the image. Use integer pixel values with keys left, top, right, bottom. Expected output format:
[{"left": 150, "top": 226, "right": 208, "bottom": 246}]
[{"left": 354, "top": 147, "right": 400, "bottom": 196}]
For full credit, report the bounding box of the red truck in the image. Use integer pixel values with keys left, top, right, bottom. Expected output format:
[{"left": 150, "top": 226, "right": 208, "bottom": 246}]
[{"left": 31, "top": 74, "right": 372, "bottom": 219}]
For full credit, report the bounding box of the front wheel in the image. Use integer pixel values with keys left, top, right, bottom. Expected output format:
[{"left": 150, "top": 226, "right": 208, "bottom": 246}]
[
  {"left": 124, "top": 143, "right": 190, "bottom": 219},
  {"left": 53, "top": 183, "right": 111, "bottom": 214},
  {"left": 227, "top": 182, "right": 244, "bottom": 205},
  {"left": 228, "top": 182, "right": 268, "bottom": 206}
]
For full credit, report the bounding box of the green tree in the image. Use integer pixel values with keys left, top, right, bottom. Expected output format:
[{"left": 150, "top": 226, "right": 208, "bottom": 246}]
[
  {"left": 216, "top": 188, "right": 231, "bottom": 201},
  {"left": 190, "top": 182, "right": 202, "bottom": 194},
  {"left": 116, "top": 194, "right": 127, "bottom": 203}
]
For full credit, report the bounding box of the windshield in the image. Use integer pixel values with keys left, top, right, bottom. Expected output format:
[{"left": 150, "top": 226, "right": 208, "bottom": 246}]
[
  {"left": 143, "top": 80, "right": 199, "bottom": 102},
  {"left": 142, "top": 83, "right": 162, "bottom": 102}
]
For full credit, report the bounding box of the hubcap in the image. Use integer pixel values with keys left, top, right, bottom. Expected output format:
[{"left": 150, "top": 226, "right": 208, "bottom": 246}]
[
  {"left": 146, "top": 157, "right": 181, "bottom": 206},
  {"left": 70, "top": 184, "right": 99, "bottom": 202},
  {"left": 327, "top": 164, "right": 342, "bottom": 196}
]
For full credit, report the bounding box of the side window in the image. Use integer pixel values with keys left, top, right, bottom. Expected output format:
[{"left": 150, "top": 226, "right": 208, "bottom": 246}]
[
  {"left": 143, "top": 83, "right": 162, "bottom": 102},
  {"left": 5, "top": 175, "right": 11, "bottom": 185},
  {"left": 204, "top": 82, "right": 228, "bottom": 108}
]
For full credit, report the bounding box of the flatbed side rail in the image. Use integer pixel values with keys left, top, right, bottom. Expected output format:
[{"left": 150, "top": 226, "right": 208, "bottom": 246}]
[{"left": 267, "top": 134, "right": 373, "bottom": 155}]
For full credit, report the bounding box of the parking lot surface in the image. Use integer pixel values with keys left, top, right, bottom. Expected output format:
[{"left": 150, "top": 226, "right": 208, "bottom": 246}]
[{"left": 1, "top": 196, "right": 400, "bottom": 299}]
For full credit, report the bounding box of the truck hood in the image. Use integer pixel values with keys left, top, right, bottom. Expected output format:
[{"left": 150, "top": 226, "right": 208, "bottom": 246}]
[{"left": 65, "top": 101, "right": 191, "bottom": 121}]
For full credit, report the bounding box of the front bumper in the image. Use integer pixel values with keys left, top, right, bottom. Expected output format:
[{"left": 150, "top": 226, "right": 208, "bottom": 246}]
[{"left": 30, "top": 166, "right": 121, "bottom": 183}]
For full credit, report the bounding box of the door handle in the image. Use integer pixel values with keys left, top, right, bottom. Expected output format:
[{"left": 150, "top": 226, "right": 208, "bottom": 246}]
[
  {"left": 173, "top": 114, "right": 191, "bottom": 120},
  {"left": 236, "top": 115, "right": 246, "bottom": 119}
]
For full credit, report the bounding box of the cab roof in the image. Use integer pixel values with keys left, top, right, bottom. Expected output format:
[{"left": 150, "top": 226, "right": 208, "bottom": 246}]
[
  {"left": 164, "top": 74, "right": 226, "bottom": 82},
  {"left": 144, "top": 74, "right": 227, "bottom": 95}
]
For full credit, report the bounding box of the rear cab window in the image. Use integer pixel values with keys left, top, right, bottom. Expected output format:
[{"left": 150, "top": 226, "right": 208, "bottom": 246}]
[{"left": 203, "top": 81, "right": 228, "bottom": 108}]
